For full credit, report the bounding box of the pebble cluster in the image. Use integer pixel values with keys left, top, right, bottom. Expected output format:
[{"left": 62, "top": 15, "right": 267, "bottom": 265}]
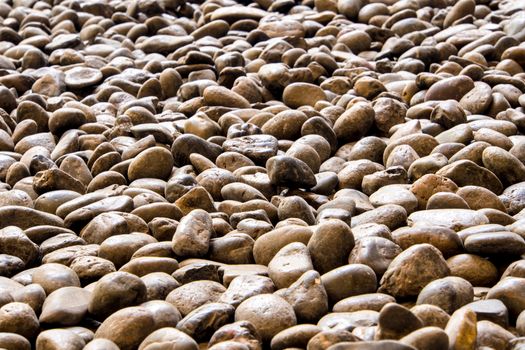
[{"left": 1, "top": 0, "right": 525, "bottom": 349}]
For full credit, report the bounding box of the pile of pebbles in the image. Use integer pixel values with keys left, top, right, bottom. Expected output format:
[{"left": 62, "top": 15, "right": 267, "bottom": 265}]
[{"left": 2, "top": 0, "right": 525, "bottom": 348}]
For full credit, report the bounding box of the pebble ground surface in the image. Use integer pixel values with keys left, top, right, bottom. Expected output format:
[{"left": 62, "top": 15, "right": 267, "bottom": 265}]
[{"left": 2, "top": 0, "right": 525, "bottom": 349}]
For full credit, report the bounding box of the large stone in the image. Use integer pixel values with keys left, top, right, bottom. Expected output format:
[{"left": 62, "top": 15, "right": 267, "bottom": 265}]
[{"left": 379, "top": 244, "right": 450, "bottom": 298}]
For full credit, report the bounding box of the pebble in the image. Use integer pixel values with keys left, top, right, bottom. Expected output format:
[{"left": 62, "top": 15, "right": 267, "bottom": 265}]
[
  {"left": 87, "top": 271, "right": 147, "bottom": 319},
  {"left": 172, "top": 209, "right": 213, "bottom": 258},
  {"left": 416, "top": 277, "right": 474, "bottom": 314},
  {"left": 128, "top": 147, "right": 174, "bottom": 181},
  {"left": 321, "top": 264, "right": 377, "bottom": 303},
  {"left": 376, "top": 303, "right": 423, "bottom": 340},
  {"left": 39, "top": 286, "right": 90, "bottom": 325},
  {"left": 408, "top": 209, "right": 489, "bottom": 231},
  {"left": 276, "top": 270, "right": 328, "bottom": 322},
  {"left": 176, "top": 302, "right": 235, "bottom": 342},
  {"left": 283, "top": 83, "right": 327, "bottom": 109},
  {"left": 267, "top": 156, "right": 316, "bottom": 189},
  {"left": 445, "top": 307, "right": 477, "bottom": 350},
  {"left": 235, "top": 294, "right": 297, "bottom": 342},
  {"left": 379, "top": 244, "right": 450, "bottom": 298},
  {"left": 94, "top": 306, "right": 156, "bottom": 350},
  {"left": 32, "top": 263, "right": 80, "bottom": 294},
  {"left": 268, "top": 242, "right": 313, "bottom": 289},
  {"left": 166, "top": 280, "right": 225, "bottom": 317},
  {"left": 308, "top": 219, "right": 354, "bottom": 274},
  {"left": 446, "top": 254, "right": 498, "bottom": 287},
  {"left": 400, "top": 327, "right": 449, "bottom": 350},
  {"left": 36, "top": 329, "right": 86, "bottom": 350},
  {"left": 0, "top": 302, "right": 40, "bottom": 339},
  {"left": 486, "top": 277, "right": 525, "bottom": 319}
]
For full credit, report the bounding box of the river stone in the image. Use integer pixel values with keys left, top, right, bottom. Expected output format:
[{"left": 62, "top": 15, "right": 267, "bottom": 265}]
[
  {"left": 424, "top": 76, "right": 474, "bottom": 101},
  {"left": 35, "top": 328, "right": 86, "bottom": 350},
  {"left": 0, "top": 332, "right": 31, "bottom": 350},
  {"left": 460, "top": 82, "right": 493, "bottom": 114},
  {"left": 375, "top": 303, "right": 423, "bottom": 340},
  {"left": 9, "top": 282, "right": 45, "bottom": 313},
  {"left": 0, "top": 206, "right": 64, "bottom": 230},
  {"left": 120, "top": 256, "right": 179, "bottom": 277},
  {"left": 166, "top": 280, "right": 225, "bottom": 317},
  {"left": 235, "top": 294, "right": 297, "bottom": 342},
  {"left": 486, "top": 277, "right": 525, "bottom": 319},
  {"left": 444, "top": 0, "right": 475, "bottom": 27},
  {"left": 128, "top": 147, "right": 174, "bottom": 181},
  {"left": 275, "top": 270, "right": 329, "bottom": 323},
  {"left": 266, "top": 156, "right": 316, "bottom": 189},
  {"left": 176, "top": 302, "right": 235, "bottom": 342},
  {"left": 317, "top": 310, "right": 379, "bottom": 333},
  {"left": 350, "top": 204, "right": 407, "bottom": 231},
  {"left": 40, "top": 286, "right": 90, "bottom": 325},
  {"left": 32, "top": 263, "right": 80, "bottom": 294},
  {"left": 445, "top": 308, "right": 477, "bottom": 350},
  {"left": 307, "top": 329, "right": 360, "bottom": 350},
  {"left": 467, "top": 299, "right": 509, "bottom": 328},
  {"left": 138, "top": 327, "right": 198, "bottom": 350},
  {"left": 283, "top": 83, "right": 327, "bottom": 108},
  {"left": 410, "top": 304, "right": 450, "bottom": 329},
  {"left": 270, "top": 324, "right": 322, "bottom": 350},
  {"left": 171, "top": 134, "right": 222, "bottom": 167},
  {"left": 379, "top": 244, "right": 450, "bottom": 298},
  {"left": 137, "top": 35, "right": 194, "bottom": 54},
  {"left": 203, "top": 86, "right": 250, "bottom": 109},
  {"left": 210, "top": 6, "right": 268, "bottom": 22},
  {"left": 408, "top": 209, "right": 489, "bottom": 231},
  {"left": 70, "top": 256, "right": 116, "bottom": 283},
  {"left": 436, "top": 160, "right": 503, "bottom": 195},
  {"left": 399, "top": 327, "right": 449, "bottom": 350},
  {"left": 348, "top": 236, "right": 402, "bottom": 276},
  {"left": 307, "top": 219, "right": 354, "bottom": 275},
  {"left": 175, "top": 186, "right": 216, "bottom": 215},
  {"left": 0, "top": 302, "right": 39, "bottom": 339},
  {"left": 333, "top": 102, "right": 375, "bottom": 143},
  {"left": 446, "top": 254, "right": 498, "bottom": 287},
  {"left": 277, "top": 196, "right": 316, "bottom": 225},
  {"left": 464, "top": 232, "right": 525, "bottom": 256},
  {"left": 208, "top": 320, "right": 261, "bottom": 350},
  {"left": 219, "top": 274, "right": 275, "bottom": 307},
  {"left": 268, "top": 242, "right": 313, "bottom": 289},
  {"left": 456, "top": 186, "right": 506, "bottom": 212},
  {"left": 253, "top": 225, "right": 313, "bottom": 266},
  {"left": 65, "top": 67, "right": 103, "bottom": 89},
  {"left": 430, "top": 100, "right": 467, "bottom": 129},
  {"left": 391, "top": 225, "right": 462, "bottom": 258},
  {"left": 140, "top": 300, "right": 181, "bottom": 330},
  {"left": 321, "top": 264, "right": 377, "bottom": 303},
  {"left": 223, "top": 135, "right": 278, "bottom": 165},
  {"left": 84, "top": 339, "right": 120, "bottom": 350},
  {"left": 476, "top": 320, "right": 515, "bottom": 350},
  {"left": 87, "top": 271, "right": 147, "bottom": 319},
  {"left": 94, "top": 306, "right": 156, "bottom": 350},
  {"left": 0, "top": 226, "right": 39, "bottom": 265},
  {"left": 482, "top": 146, "right": 525, "bottom": 187},
  {"left": 98, "top": 233, "right": 157, "bottom": 268},
  {"left": 0, "top": 190, "right": 33, "bottom": 208},
  {"left": 368, "top": 185, "right": 417, "bottom": 214},
  {"left": 416, "top": 277, "right": 474, "bottom": 314},
  {"left": 172, "top": 209, "right": 213, "bottom": 258},
  {"left": 63, "top": 196, "right": 134, "bottom": 230},
  {"left": 410, "top": 174, "right": 459, "bottom": 210},
  {"left": 0, "top": 254, "right": 24, "bottom": 277},
  {"left": 502, "top": 260, "right": 525, "bottom": 279}
]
